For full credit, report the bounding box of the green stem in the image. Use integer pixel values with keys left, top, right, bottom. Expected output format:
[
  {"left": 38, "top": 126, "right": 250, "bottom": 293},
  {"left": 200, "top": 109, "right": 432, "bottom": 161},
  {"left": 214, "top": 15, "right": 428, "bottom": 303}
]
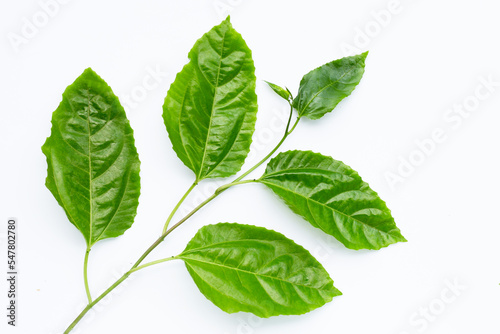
[
  {"left": 162, "top": 181, "right": 197, "bottom": 234},
  {"left": 215, "top": 179, "right": 257, "bottom": 194},
  {"left": 83, "top": 247, "right": 92, "bottom": 303},
  {"left": 63, "top": 187, "right": 226, "bottom": 333},
  {"left": 233, "top": 103, "right": 299, "bottom": 183},
  {"left": 132, "top": 191, "right": 219, "bottom": 269},
  {"left": 65, "top": 271, "right": 130, "bottom": 334},
  {"left": 129, "top": 257, "right": 177, "bottom": 273},
  {"left": 64, "top": 101, "right": 300, "bottom": 333}
]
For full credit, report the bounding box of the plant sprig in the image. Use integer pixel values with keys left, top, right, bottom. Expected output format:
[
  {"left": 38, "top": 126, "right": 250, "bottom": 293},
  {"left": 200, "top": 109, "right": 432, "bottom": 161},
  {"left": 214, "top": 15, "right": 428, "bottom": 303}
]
[{"left": 42, "top": 17, "right": 405, "bottom": 333}]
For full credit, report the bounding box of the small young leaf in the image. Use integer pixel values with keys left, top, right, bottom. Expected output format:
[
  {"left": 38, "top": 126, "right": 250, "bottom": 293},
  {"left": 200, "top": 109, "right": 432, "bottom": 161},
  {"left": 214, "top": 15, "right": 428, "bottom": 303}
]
[
  {"left": 177, "top": 223, "right": 340, "bottom": 317},
  {"left": 259, "top": 150, "right": 406, "bottom": 250},
  {"left": 42, "top": 68, "right": 141, "bottom": 247},
  {"left": 265, "top": 81, "right": 290, "bottom": 101},
  {"left": 293, "top": 52, "right": 367, "bottom": 120},
  {"left": 163, "top": 17, "right": 258, "bottom": 181}
]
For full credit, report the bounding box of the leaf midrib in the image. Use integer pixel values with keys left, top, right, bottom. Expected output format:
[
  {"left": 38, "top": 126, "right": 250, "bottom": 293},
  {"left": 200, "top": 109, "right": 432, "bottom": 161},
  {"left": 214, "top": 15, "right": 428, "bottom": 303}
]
[
  {"left": 86, "top": 89, "right": 94, "bottom": 247},
  {"left": 262, "top": 166, "right": 352, "bottom": 179},
  {"left": 179, "top": 256, "right": 331, "bottom": 292},
  {"left": 197, "top": 29, "right": 227, "bottom": 181},
  {"left": 259, "top": 180, "right": 396, "bottom": 236},
  {"left": 181, "top": 238, "right": 282, "bottom": 256},
  {"left": 298, "top": 66, "right": 357, "bottom": 115}
]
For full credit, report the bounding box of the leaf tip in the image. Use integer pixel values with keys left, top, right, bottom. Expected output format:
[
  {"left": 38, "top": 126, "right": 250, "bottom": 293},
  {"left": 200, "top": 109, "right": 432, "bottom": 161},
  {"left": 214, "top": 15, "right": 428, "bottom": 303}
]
[
  {"left": 76, "top": 67, "right": 106, "bottom": 87},
  {"left": 221, "top": 15, "right": 232, "bottom": 28},
  {"left": 81, "top": 67, "right": 99, "bottom": 79},
  {"left": 215, "top": 16, "right": 234, "bottom": 37},
  {"left": 391, "top": 228, "right": 407, "bottom": 244}
]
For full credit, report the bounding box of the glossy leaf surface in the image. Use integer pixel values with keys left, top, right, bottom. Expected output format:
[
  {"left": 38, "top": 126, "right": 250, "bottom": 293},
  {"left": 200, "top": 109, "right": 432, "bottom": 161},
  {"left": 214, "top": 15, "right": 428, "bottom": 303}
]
[
  {"left": 42, "top": 68, "right": 141, "bottom": 247},
  {"left": 293, "top": 52, "right": 367, "bottom": 120},
  {"left": 259, "top": 150, "right": 405, "bottom": 250},
  {"left": 163, "top": 17, "right": 258, "bottom": 181},
  {"left": 177, "top": 223, "right": 340, "bottom": 317}
]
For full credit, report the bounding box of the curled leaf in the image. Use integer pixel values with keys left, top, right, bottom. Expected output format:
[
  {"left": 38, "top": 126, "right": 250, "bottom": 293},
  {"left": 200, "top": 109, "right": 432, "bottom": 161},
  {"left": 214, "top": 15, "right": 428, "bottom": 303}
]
[{"left": 265, "top": 81, "right": 291, "bottom": 101}]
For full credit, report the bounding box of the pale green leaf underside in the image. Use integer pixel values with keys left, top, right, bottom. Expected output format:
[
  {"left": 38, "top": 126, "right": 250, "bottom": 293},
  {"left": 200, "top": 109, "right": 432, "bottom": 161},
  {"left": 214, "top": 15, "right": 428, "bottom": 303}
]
[
  {"left": 293, "top": 52, "right": 367, "bottom": 120},
  {"left": 177, "top": 223, "right": 340, "bottom": 318},
  {"left": 163, "top": 17, "right": 258, "bottom": 181},
  {"left": 260, "top": 150, "right": 406, "bottom": 250},
  {"left": 42, "top": 68, "right": 141, "bottom": 247}
]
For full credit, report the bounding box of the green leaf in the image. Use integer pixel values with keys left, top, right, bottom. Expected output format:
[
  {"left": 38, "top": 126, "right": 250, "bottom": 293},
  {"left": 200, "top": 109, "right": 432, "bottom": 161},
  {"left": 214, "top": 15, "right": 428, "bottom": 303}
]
[
  {"left": 177, "top": 223, "right": 340, "bottom": 317},
  {"left": 163, "top": 17, "right": 258, "bottom": 181},
  {"left": 42, "top": 68, "right": 141, "bottom": 247},
  {"left": 292, "top": 52, "right": 367, "bottom": 120},
  {"left": 265, "top": 81, "right": 290, "bottom": 101},
  {"left": 259, "top": 150, "right": 406, "bottom": 250}
]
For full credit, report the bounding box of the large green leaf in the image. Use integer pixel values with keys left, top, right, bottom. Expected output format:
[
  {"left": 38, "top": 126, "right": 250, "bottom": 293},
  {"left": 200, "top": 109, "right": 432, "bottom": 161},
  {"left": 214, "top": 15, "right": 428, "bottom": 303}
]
[
  {"left": 42, "top": 68, "right": 141, "bottom": 247},
  {"left": 292, "top": 52, "right": 367, "bottom": 120},
  {"left": 177, "top": 223, "right": 340, "bottom": 317},
  {"left": 163, "top": 17, "right": 258, "bottom": 181},
  {"left": 259, "top": 150, "right": 405, "bottom": 250}
]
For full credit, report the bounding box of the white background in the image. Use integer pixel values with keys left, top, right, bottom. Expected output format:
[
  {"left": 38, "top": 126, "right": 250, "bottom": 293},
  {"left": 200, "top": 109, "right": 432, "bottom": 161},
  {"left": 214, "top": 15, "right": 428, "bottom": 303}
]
[{"left": 1, "top": 0, "right": 500, "bottom": 333}]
